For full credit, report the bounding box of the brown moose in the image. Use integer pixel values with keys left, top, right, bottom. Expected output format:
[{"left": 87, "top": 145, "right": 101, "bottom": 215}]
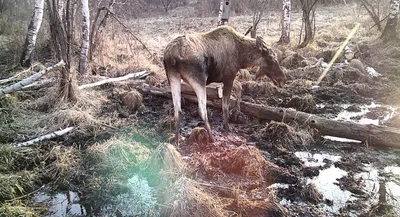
[{"left": 164, "top": 25, "right": 286, "bottom": 145}]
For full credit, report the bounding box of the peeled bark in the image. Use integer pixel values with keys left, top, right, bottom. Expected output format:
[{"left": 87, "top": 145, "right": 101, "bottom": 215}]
[
  {"left": 79, "top": 0, "right": 90, "bottom": 74},
  {"left": 381, "top": 0, "right": 400, "bottom": 40},
  {"left": 280, "top": 0, "right": 291, "bottom": 43},
  {"left": 20, "top": 0, "right": 45, "bottom": 67}
]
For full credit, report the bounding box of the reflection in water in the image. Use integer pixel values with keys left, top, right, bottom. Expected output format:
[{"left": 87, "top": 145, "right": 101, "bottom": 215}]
[
  {"left": 273, "top": 152, "right": 400, "bottom": 216},
  {"left": 33, "top": 191, "right": 86, "bottom": 217}
]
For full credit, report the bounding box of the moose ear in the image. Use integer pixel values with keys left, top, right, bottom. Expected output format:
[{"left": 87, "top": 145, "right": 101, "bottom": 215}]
[{"left": 256, "top": 36, "right": 269, "bottom": 54}]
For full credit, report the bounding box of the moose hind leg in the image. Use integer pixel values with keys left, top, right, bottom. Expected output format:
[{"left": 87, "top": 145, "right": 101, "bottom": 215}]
[
  {"left": 222, "top": 80, "right": 234, "bottom": 131},
  {"left": 169, "top": 74, "right": 182, "bottom": 145},
  {"left": 188, "top": 79, "right": 215, "bottom": 142}
]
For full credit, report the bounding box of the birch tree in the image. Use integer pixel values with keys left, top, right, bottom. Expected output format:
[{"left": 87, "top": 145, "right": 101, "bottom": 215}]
[
  {"left": 20, "top": 0, "right": 45, "bottom": 67},
  {"left": 381, "top": 0, "right": 400, "bottom": 40},
  {"left": 79, "top": 0, "right": 90, "bottom": 74},
  {"left": 279, "top": 0, "right": 291, "bottom": 44},
  {"left": 217, "top": 0, "right": 231, "bottom": 26},
  {"left": 58, "top": 0, "right": 64, "bottom": 21}
]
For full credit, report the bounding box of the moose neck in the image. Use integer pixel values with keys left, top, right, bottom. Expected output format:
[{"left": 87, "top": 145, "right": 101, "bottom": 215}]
[{"left": 239, "top": 38, "right": 262, "bottom": 69}]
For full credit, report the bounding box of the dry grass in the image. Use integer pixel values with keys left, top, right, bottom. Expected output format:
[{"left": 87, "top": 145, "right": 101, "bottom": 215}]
[
  {"left": 283, "top": 94, "right": 316, "bottom": 113},
  {"left": 257, "top": 121, "right": 317, "bottom": 150},
  {"left": 46, "top": 146, "right": 82, "bottom": 189},
  {"left": 242, "top": 80, "right": 278, "bottom": 97},
  {"left": 302, "top": 183, "right": 323, "bottom": 205},
  {"left": 0, "top": 200, "right": 44, "bottom": 217},
  {"left": 162, "top": 177, "right": 227, "bottom": 217},
  {"left": 0, "top": 145, "right": 42, "bottom": 172},
  {"left": 0, "top": 170, "right": 38, "bottom": 201},
  {"left": 86, "top": 138, "right": 152, "bottom": 174},
  {"left": 122, "top": 89, "right": 143, "bottom": 113},
  {"left": 0, "top": 87, "right": 129, "bottom": 144}
]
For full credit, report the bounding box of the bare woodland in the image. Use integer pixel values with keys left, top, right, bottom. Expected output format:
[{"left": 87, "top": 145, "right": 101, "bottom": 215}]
[{"left": 0, "top": 0, "right": 400, "bottom": 216}]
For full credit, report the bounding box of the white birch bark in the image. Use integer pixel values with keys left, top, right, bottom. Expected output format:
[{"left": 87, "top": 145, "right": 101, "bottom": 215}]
[
  {"left": 20, "top": 0, "right": 45, "bottom": 67},
  {"left": 0, "top": 60, "right": 65, "bottom": 98},
  {"left": 79, "top": 0, "right": 90, "bottom": 74},
  {"left": 217, "top": 0, "right": 230, "bottom": 26},
  {"left": 281, "top": 0, "right": 291, "bottom": 43},
  {"left": 382, "top": 0, "right": 400, "bottom": 39},
  {"left": 14, "top": 127, "right": 74, "bottom": 148},
  {"left": 78, "top": 71, "right": 149, "bottom": 89},
  {"left": 58, "top": 0, "right": 64, "bottom": 21}
]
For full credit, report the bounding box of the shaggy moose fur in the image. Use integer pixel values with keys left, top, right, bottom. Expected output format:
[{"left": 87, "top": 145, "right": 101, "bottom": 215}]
[{"left": 164, "top": 25, "right": 286, "bottom": 145}]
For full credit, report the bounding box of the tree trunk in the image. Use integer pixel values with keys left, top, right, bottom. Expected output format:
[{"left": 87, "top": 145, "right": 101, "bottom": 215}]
[
  {"left": 250, "top": 25, "right": 257, "bottom": 38},
  {"left": 137, "top": 84, "right": 400, "bottom": 149},
  {"left": 47, "top": 0, "right": 78, "bottom": 103},
  {"left": 381, "top": 0, "right": 400, "bottom": 40},
  {"left": 218, "top": 0, "right": 230, "bottom": 26},
  {"left": 279, "top": 0, "right": 291, "bottom": 43},
  {"left": 90, "top": 0, "right": 115, "bottom": 60},
  {"left": 58, "top": 0, "right": 63, "bottom": 21},
  {"left": 20, "top": 0, "right": 45, "bottom": 67},
  {"left": 299, "top": 11, "right": 312, "bottom": 48},
  {"left": 79, "top": 0, "right": 90, "bottom": 74}
]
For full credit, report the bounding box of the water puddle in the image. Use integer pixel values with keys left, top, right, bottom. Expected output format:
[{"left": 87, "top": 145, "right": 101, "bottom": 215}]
[
  {"left": 32, "top": 190, "right": 86, "bottom": 217},
  {"left": 295, "top": 152, "right": 354, "bottom": 213},
  {"left": 322, "top": 103, "right": 397, "bottom": 143},
  {"left": 334, "top": 103, "right": 396, "bottom": 126},
  {"left": 272, "top": 151, "right": 400, "bottom": 215}
]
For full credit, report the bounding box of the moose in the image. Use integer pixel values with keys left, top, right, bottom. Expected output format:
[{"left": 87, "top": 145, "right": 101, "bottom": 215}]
[{"left": 163, "top": 25, "right": 286, "bottom": 145}]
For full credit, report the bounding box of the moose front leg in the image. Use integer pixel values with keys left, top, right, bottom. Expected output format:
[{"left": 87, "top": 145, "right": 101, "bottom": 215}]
[{"left": 222, "top": 79, "right": 234, "bottom": 131}]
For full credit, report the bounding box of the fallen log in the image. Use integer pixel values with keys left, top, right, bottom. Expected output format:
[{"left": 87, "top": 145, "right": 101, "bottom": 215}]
[
  {"left": 14, "top": 127, "right": 74, "bottom": 148},
  {"left": 78, "top": 70, "right": 150, "bottom": 90},
  {"left": 137, "top": 84, "right": 400, "bottom": 149},
  {"left": 181, "top": 82, "right": 223, "bottom": 99},
  {"left": 0, "top": 64, "right": 37, "bottom": 85},
  {"left": 0, "top": 60, "right": 65, "bottom": 98}
]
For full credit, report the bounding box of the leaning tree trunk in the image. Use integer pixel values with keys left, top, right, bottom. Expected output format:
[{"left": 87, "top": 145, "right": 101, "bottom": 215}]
[
  {"left": 381, "top": 0, "right": 400, "bottom": 40},
  {"left": 20, "top": 0, "right": 45, "bottom": 67},
  {"left": 79, "top": 0, "right": 90, "bottom": 74},
  {"left": 279, "top": 0, "right": 291, "bottom": 43}
]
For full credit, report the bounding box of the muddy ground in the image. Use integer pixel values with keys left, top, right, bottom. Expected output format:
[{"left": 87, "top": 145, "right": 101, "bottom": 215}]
[{"left": 1, "top": 3, "right": 400, "bottom": 217}]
